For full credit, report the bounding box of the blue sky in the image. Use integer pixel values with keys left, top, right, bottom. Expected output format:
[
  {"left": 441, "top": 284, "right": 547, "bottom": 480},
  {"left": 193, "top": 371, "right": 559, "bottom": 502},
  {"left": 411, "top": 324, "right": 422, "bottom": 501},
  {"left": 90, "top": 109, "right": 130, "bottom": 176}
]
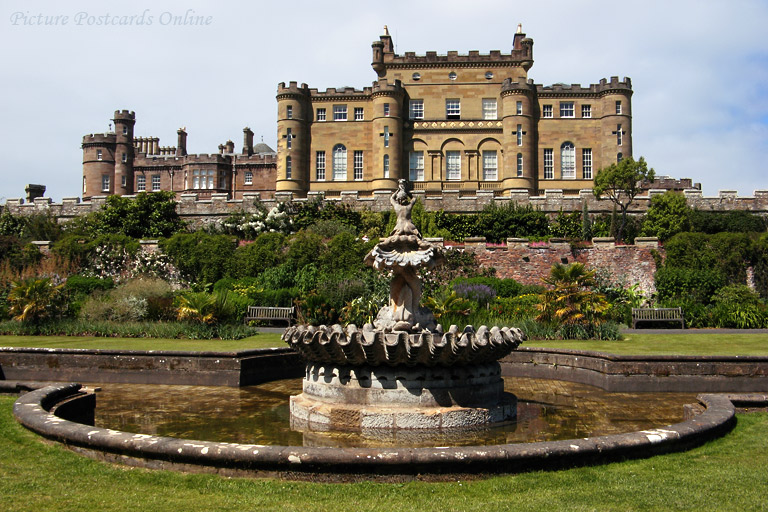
[{"left": 2, "top": 0, "right": 767, "bottom": 201}]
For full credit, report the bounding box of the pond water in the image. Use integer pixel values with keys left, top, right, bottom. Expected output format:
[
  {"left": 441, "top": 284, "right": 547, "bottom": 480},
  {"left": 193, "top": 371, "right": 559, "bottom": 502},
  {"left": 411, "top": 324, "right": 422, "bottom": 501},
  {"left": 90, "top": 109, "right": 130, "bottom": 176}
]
[{"left": 93, "top": 377, "right": 697, "bottom": 448}]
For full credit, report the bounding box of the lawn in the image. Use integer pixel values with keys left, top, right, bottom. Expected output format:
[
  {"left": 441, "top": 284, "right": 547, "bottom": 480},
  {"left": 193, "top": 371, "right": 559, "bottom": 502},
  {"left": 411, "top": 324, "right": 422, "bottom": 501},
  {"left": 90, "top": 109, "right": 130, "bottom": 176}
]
[
  {"left": 1, "top": 332, "right": 767, "bottom": 356},
  {"left": 0, "top": 333, "right": 285, "bottom": 352},
  {"left": 0, "top": 394, "right": 766, "bottom": 511},
  {"left": 529, "top": 332, "right": 768, "bottom": 356}
]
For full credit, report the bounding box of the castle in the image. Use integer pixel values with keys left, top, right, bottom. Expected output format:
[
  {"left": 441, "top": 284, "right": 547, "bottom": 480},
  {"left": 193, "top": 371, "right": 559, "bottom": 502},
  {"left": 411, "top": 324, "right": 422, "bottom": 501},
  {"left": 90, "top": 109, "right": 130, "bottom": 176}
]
[
  {"left": 275, "top": 25, "right": 633, "bottom": 198},
  {"left": 81, "top": 111, "right": 276, "bottom": 200}
]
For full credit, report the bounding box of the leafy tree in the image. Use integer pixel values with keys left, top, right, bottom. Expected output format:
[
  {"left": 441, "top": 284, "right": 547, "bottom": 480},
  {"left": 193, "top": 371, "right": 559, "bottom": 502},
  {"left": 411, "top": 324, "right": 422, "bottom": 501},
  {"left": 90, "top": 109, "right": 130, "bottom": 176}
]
[
  {"left": 160, "top": 232, "right": 236, "bottom": 286},
  {"left": 228, "top": 232, "right": 287, "bottom": 279},
  {"left": 640, "top": 191, "right": 692, "bottom": 241},
  {"left": 592, "top": 156, "right": 655, "bottom": 243},
  {"left": 549, "top": 210, "right": 583, "bottom": 239},
  {"left": 689, "top": 210, "right": 768, "bottom": 234},
  {"left": 78, "top": 191, "right": 184, "bottom": 239}
]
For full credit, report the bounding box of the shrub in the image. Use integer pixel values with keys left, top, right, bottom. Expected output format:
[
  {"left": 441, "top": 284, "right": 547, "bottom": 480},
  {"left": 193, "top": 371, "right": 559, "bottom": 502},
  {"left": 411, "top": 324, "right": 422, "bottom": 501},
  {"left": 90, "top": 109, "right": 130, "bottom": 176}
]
[
  {"left": 7, "top": 277, "right": 65, "bottom": 323},
  {"left": 549, "top": 210, "right": 583, "bottom": 239},
  {"left": 477, "top": 203, "right": 549, "bottom": 243},
  {"left": 228, "top": 232, "right": 287, "bottom": 279},
  {"left": 160, "top": 232, "right": 236, "bottom": 286},
  {"left": 654, "top": 266, "right": 726, "bottom": 305},
  {"left": 690, "top": 210, "right": 767, "bottom": 234},
  {"left": 453, "top": 283, "right": 496, "bottom": 307},
  {"left": 640, "top": 191, "right": 692, "bottom": 241}
]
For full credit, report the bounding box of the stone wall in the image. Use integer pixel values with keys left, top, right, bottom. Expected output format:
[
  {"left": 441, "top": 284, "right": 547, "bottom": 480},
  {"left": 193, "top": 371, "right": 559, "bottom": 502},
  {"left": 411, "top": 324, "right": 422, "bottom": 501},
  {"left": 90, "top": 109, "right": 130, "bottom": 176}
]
[
  {"left": 5, "top": 189, "right": 768, "bottom": 227},
  {"left": 456, "top": 237, "right": 661, "bottom": 294}
]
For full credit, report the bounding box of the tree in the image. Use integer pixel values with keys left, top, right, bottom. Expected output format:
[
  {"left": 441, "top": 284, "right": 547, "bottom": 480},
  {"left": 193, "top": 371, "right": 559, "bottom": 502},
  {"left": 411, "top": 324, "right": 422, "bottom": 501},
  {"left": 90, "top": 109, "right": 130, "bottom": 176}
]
[
  {"left": 640, "top": 191, "right": 691, "bottom": 241},
  {"left": 592, "top": 156, "right": 654, "bottom": 243},
  {"left": 85, "top": 191, "right": 184, "bottom": 239},
  {"left": 7, "top": 277, "right": 64, "bottom": 323}
]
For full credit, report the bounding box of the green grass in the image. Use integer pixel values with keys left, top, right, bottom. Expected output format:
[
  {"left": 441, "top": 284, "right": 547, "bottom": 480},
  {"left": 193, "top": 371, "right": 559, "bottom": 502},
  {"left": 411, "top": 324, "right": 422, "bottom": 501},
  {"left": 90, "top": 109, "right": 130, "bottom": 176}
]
[
  {"left": 0, "top": 333, "right": 285, "bottom": 352},
  {"left": 2, "top": 332, "right": 767, "bottom": 356},
  {"left": 1, "top": 395, "right": 766, "bottom": 511},
  {"left": 528, "top": 332, "right": 768, "bottom": 356}
]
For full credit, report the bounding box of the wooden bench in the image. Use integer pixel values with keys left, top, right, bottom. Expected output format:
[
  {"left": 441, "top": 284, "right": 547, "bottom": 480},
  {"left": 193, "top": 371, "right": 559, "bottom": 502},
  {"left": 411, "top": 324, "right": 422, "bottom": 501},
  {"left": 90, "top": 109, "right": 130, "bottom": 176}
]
[
  {"left": 631, "top": 307, "right": 685, "bottom": 329},
  {"left": 244, "top": 306, "right": 294, "bottom": 326}
]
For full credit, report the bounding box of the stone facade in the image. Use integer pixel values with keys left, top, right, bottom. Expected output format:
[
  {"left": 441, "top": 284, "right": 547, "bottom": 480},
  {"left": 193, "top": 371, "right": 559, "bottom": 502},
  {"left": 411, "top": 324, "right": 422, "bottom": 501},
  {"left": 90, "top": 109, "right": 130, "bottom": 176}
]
[
  {"left": 82, "top": 110, "right": 277, "bottom": 201},
  {"left": 276, "top": 25, "right": 632, "bottom": 198}
]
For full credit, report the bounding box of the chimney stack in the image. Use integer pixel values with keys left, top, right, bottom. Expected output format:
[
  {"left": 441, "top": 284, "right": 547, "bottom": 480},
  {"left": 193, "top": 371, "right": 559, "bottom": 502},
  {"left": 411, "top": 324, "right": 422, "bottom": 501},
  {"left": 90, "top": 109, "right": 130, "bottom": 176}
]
[{"left": 176, "top": 128, "right": 187, "bottom": 157}]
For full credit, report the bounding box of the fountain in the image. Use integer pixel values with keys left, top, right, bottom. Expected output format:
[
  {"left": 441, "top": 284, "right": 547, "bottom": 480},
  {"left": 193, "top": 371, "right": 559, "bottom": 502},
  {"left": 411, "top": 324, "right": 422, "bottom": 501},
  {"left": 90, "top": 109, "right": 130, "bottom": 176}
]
[{"left": 283, "top": 180, "right": 526, "bottom": 433}]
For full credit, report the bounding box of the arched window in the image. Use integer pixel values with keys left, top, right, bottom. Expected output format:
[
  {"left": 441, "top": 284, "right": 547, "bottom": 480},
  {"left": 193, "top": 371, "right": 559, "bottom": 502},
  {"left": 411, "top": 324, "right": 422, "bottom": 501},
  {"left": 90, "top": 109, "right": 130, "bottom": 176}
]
[
  {"left": 383, "top": 154, "right": 390, "bottom": 178},
  {"left": 617, "top": 152, "right": 623, "bottom": 163},
  {"left": 561, "top": 142, "right": 575, "bottom": 179},
  {"left": 333, "top": 144, "right": 347, "bottom": 180}
]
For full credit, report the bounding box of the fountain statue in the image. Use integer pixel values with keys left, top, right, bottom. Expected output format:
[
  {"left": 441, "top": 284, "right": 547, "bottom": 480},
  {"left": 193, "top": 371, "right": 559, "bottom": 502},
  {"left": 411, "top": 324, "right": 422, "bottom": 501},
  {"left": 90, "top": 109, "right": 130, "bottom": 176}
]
[{"left": 283, "top": 179, "right": 525, "bottom": 434}]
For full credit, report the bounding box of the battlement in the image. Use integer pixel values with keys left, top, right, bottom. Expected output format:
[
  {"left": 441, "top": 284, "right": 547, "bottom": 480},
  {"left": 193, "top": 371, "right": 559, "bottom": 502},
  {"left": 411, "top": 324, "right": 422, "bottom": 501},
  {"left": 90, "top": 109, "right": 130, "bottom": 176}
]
[
  {"left": 82, "top": 133, "right": 116, "bottom": 145},
  {"left": 385, "top": 46, "right": 532, "bottom": 67},
  {"left": 112, "top": 110, "right": 136, "bottom": 120},
  {"left": 536, "top": 77, "right": 632, "bottom": 96},
  {"left": 276, "top": 82, "right": 312, "bottom": 98}
]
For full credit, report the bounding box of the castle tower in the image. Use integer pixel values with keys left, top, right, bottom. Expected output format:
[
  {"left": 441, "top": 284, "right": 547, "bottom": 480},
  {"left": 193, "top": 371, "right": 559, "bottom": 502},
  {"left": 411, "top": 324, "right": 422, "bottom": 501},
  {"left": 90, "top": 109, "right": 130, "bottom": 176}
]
[
  {"left": 112, "top": 110, "right": 136, "bottom": 195},
  {"left": 501, "top": 79, "right": 537, "bottom": 193},
  {"left": 599, "top": 77, "right": 633, "bottom": 166},
  {"left": 370, "top": 79, "right": 404, "bottom": 191},
  {"left": 275, "top": 82, "right": 312, "bottom": 195},
  {"left": 82, "top": 131, "right": 116, "bottom": 199}
]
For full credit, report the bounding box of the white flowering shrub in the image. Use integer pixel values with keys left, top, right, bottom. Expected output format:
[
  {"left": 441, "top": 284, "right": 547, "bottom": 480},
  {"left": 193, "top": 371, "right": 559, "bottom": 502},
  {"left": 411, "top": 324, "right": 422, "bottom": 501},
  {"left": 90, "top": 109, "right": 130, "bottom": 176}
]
[{"left": 222, "top": 203, "right": 294, "bottom": 239}]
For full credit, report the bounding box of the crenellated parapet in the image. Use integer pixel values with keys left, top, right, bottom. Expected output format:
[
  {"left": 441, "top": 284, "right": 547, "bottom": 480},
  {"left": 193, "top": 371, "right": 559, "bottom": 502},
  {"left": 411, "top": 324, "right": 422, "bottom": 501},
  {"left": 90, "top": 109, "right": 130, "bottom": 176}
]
[{"left": 536, "top": 76, "right": 632, "bottom": 97}]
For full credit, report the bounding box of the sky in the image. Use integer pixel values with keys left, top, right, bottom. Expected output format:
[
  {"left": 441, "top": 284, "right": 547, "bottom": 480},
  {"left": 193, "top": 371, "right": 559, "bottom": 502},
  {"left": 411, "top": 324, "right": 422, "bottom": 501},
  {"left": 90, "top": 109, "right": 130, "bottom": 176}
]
[{"left": 1, "top": 0, "right": 767, "bottom": 201}]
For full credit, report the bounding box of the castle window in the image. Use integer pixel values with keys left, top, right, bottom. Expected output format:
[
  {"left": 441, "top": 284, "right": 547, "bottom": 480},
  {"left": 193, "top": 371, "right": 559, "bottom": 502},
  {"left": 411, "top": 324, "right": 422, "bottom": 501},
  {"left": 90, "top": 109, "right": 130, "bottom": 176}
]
[
  {"left": 616, "top": 101, "right": 622, "bottom": 114},
  {"left": 354, "top": 151, "right": 364, "bottom": 180},
  {"left": 383, "top": 103, "right": 390, "bottom": 117},
  {"left": 616, "top": 124, "right": 623, "bottom": 146},
  {"left": 137, "top": 175, "right": 146, "bottom": 191},
  {"left": 122, "top": 125, "right": 127, "bottom": 135},
  {"left": 516, "top": 153, "right": 523, "bottom": 177},
  {"left": 583, "top": 148, "right": 593, "bottom": 179},
  {"left": 409, "top": 100, "right": 424, "bottom": 120},
  {"left": 483, "top": 151, "right": 498, "bottom": 181},
  {"left": 383, "top": 126, "right": 390, "bottom": 148},
  {"left": 412, "top": 72, "right": 421, "bottom": 81},
  {"left": 561, "top": 142, "right": 575, "bottom": 179},
  {"left": 121, "top": 175, "right": 127, "bottom": 187},
  {"left": 316, "top": 108, "right": 326, "bottom": 121},
  {"left": 383, "top": 154, "right": 390, "bottom": 178},
  {"left": 101, "top": 175, "right": 110, "bottom": 192},
  {"left": 152, "top": 174, "right": 161, "bottom": 191},
  {"left": 409, "top": 151, "right": 424, "bottom": 181},
  {"left": 286, "top": 128, "right": 292, "bottom": 149},
  {"left": 333, "top": 105, "right": 347, "bottom": 121},
  {"left": 617, "top": 152, "right": 623, "bottom": 163},
  {"left": 485, "top": 71, "right": 494, "bottom": 80},
  {"left": 482, "top": 99, "right": 497, "bottom": 120},
  {"left": 582, "top": 104, "right": 591, "bottom": 118},
  {"left": 286, "top": 105, "right": 293, "bottom": 119},
  {"left": 333, "top": 144, "right": 347, "bottom": 180},
  {"left": 516, "top": 101, "right": 523, "bottom": 115},
  {"left": 449, "top": 72, "right": 457, "bottom": 80},
  {"left": 446, "top": 151, "right": 461, "bottom": 180},
  {"left": 542, "top": 105, "right": 553, "bottom": 118},
  {"left": 354, "top": 107, "right": 364, "bottom": 121},
  {"left": 286, "top": 157, "right": 292, "bottom": 179},
  {"left": 316, "top": 151, "right": 326, "bottom": 181},
  {"left": 122, "top": 153, "right": 127, "bottom": 163},
  {"left": 83, "top": 176, "right": 86, "bottom": 194},
  {"left": 446, "top": 99, "right": 461, "bottom": 120},
  {"left": 244, "top": 171, "right": 253, "bottom": 185},
  {"left": 97, "top": 149, "right": 103, "bottom": 161},
  {"left": 517, "top": 124, "right": 523, "bottom": 146},
  {"left": 544, "top": 149, "right": 554, "bottom": 179},
  {"left": 560, "top": 102, "right": 574, "bottom": 118}
]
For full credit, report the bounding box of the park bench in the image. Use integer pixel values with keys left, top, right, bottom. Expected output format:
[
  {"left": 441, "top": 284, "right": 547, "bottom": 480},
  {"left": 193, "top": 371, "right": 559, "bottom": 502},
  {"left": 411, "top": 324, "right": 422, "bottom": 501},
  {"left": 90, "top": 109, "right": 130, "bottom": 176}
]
[
  {"left": 244, "top": 306, "right": 294, "bottom": 326},
  {"left": 631, "top": 307, "right": 685, "bottom": 329}
]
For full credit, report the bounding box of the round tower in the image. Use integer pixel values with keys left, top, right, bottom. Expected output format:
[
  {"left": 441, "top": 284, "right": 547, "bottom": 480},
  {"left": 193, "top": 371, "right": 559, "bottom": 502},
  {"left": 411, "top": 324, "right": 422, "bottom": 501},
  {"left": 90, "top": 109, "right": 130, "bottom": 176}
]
[
  {"left": 370, "top": 79, "right": 404, "bottom": 191},
  {"left": 500, "top": 79, "right": 536, "bottom": 194},
  {"left": 599, "top": 77, "right": 633, "bottom": 167},
  {"left": 112, "top": 110, "right": 136, "bottom": 195},
  {"left": 82, "top": 132, "right": 116, "bottom": 199},
  {"left": 275, "top": 82, "right": 311, "bottom": 196}
]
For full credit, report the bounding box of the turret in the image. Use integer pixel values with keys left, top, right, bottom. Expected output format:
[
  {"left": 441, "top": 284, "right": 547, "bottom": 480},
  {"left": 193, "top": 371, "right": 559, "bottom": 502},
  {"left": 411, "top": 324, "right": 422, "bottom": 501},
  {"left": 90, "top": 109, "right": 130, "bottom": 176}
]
[
  {"left": 112, "top": 110, "right": 136, "bottom": 195},
  {"left": 275, "top": 81, "right": 312, "bottom": 195},
  {"left": 500, "top": 79, "right": 536, "bottom": 193},
  {"left": 372, "top": 26, "right": 394, "bottom": 78},
  {"left": 370, "top": 79, "right": 404, "bottom": 191},
  {"left": 598, "top": 77, "right": 633, "bottom": 165}
]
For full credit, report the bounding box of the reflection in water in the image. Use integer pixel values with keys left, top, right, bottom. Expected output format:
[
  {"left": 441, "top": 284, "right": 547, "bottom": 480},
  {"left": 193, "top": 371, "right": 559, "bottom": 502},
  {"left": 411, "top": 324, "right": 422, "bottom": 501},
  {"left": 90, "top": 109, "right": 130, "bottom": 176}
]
[{"left": 93, "top": 377, "right": 696, "bottom": 448}]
